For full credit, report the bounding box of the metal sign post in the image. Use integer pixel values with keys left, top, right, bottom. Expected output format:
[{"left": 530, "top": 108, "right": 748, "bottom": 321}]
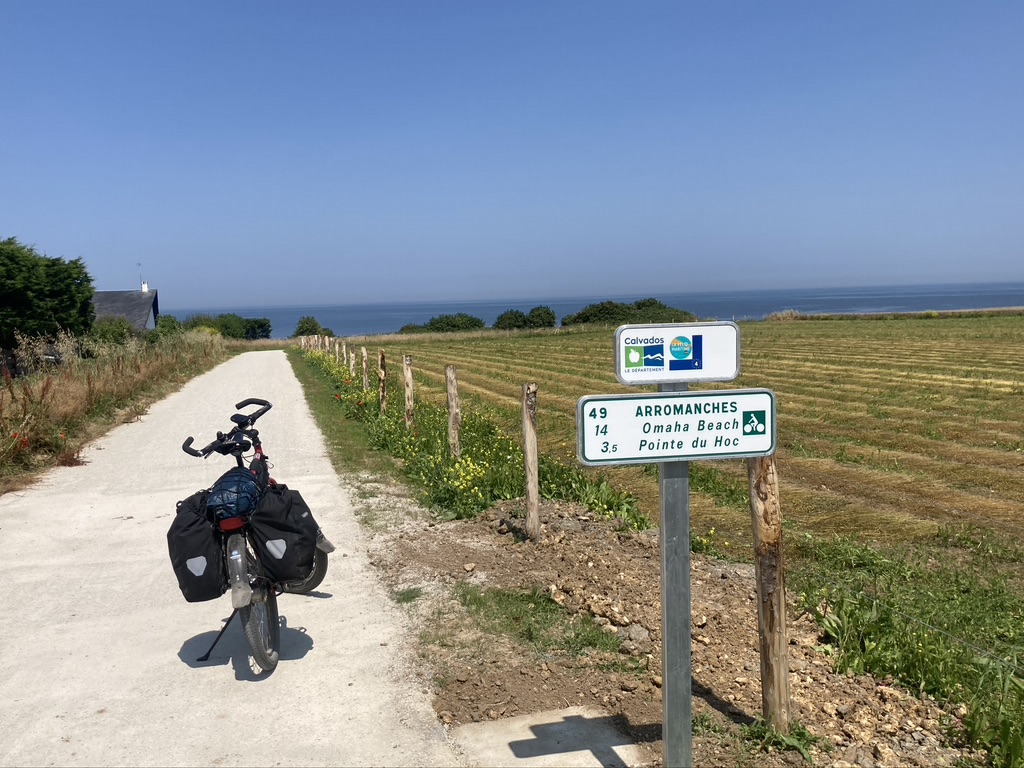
[
  {"left": 658, "top": 382, "right": 692, "bottom": 767},
  {"left": 573, "top": 323, "right": 774, "bottom": 768}
]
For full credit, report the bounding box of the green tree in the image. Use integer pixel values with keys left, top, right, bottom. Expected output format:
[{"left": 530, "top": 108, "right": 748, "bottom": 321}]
[
  {"left": 213, "top": 313, "right": 248, "bottom": 339},
  {"left": 181, "top": 313, "right": 273, "bottom": 339},
  {"left": 527, "top": 306, "right": 556, "bottom": 328},
  {"left": 0, "top": 237, "right": 95, "bottom": 347},
  {"left": 243, "top": 318, "right": 272, "bottom": 340},
  {"left": 401, "top": 313, "right": 486, "bottom": 334},
  {"left": 155, "top": 315, "right": 182, "bottom": 335},
  {"left": 293, "top": 316, "right": 328, "bottom": 337},
  {"left": 424, "top": 313, "right": 486, "bottom": 333},
  {"left": 493, "top": 309, "right": 529, "bottom": 330},
  {"left": 561, "top": 298, "right": 695, "bottom": 326},
  {"left": 144, "top": 314, "right": 183, "bottom": 344}
]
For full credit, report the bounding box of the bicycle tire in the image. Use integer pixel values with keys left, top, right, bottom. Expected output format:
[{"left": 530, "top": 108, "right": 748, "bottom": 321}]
[
  {"left": 241, "top": 585, "right": 280, "bottom": 673},
  {"left": 281, "top": 549, "right": 328, "bottom": 594}
]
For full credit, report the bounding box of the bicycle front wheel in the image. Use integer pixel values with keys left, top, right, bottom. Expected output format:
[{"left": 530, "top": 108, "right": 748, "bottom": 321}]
[{"left": 240, "top": 585, "right": 280, "bottom": 673}]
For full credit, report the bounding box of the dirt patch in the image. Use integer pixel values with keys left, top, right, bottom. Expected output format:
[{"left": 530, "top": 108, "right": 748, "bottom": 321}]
[{"left": 345, "top": 473, "right": 984, "bottom": 767}]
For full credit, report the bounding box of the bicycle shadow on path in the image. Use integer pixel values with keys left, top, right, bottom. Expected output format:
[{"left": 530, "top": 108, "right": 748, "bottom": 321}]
[{"left": 177, "top": 614, "right": 315, "bottom": 681}]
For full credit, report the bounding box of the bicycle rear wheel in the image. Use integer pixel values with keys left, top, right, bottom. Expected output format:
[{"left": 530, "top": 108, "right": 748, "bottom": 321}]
[
  {"left": 240, "top": 584, "right": 279, "bottom": 673},
  {"left": 237, "top": 549, "right": 279, "bottom": 677}
]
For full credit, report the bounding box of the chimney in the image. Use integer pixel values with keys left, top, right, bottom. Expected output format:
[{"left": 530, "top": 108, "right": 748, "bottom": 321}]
[{"left": 141, "top": 281, "right": 149, "bottom": 293}]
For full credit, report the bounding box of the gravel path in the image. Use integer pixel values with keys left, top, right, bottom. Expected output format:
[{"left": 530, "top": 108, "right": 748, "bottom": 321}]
[{"left": 0, "top": 351, "right": 465, "bottom": 767}]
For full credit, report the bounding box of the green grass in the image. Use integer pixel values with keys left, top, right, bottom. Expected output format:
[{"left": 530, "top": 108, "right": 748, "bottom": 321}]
[
  {"left": 741, "top": 718, "right": 827, "bottom": 763},
  {"left": 393, "top": 587, "right": 424, "bottom": 604},
  {"left": 285, "top": 347, "right": 407, "bottom": 484},
  {"left": 290, "top": 315, "right": 1024, "bottom": 766},
  {"left": 454, "top": 583, "right": 621, "bottom": 658},
  {"left": 790, "top": 529, "right": 1024, "bottom": 767}
]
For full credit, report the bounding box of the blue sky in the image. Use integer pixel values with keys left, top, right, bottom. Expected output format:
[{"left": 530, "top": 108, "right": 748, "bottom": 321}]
[{"left": 2, "top": 2, "right": 1021, "bottom": 310}]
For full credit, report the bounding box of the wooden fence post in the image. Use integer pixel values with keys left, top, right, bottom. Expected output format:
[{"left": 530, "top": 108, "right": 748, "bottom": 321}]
[
  {"left": 334, "top": 340, "right": 339, "bottom": 365},
  {"left": 361, "top": 347, "right": 369, "bottom": 391},
  {"left": 446, "top": 364, "right": 461, "bottom": 458},
  {"left": 522, "top": 382, "right": 540, "bottom": 541},
  {"left": 747, "top": 453, "right": 791, "bottom": 734},
  {"left": 341, "top": 340, "right": 347, "bottom": 366},
  {"left": 349, "top": 351, "right": 356, "bottom": 377},
  {"left": 403, "top": 355, "right": 414, "bottom": 429},
  {"left": 377, "top": 350, "right": 387, "bottom": 415}
]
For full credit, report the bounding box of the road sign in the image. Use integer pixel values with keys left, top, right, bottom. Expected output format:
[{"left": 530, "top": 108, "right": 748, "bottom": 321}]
[
  {"left": 615, "top": 322, "right": 740, "bottom": 385},
  {"left": 577, "top": 388, "right": 775, "bottom": 466}
]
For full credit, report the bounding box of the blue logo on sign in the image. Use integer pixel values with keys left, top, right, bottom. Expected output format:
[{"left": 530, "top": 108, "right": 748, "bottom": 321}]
[{"left": 669, "top": 334, "right": 703, "bottom": 370}]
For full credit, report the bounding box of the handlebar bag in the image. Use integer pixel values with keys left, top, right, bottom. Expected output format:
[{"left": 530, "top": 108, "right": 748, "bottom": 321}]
[
  {"left": 167, "top": 490, "right": 227, "bottom": 602},
  {"left": 248, "top": 485, "right": 317, "bottom": 583},
  {"left": 206, "top": 467, "right": 264, "bottom": 520}
]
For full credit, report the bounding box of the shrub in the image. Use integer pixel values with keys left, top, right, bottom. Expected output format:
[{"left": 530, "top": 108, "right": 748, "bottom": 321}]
[
  {"left": 401, "top": 313, "right": 486, "bottom": 334},
  {"left": 90, "top": 316, "right": 135, "bottom": 344},
  {"left": 527, "top": 306, "right": 556, "bottom": 328},
  {"left": 561, "top": 298, "right": 695, "bottom": 326},
  {"left": 493, "top": 310, "right": 529, "bottom": 330}
]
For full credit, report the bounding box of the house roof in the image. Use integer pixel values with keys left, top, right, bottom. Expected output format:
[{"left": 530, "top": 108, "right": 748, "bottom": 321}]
[{"left": 92, "top": 290, "right": 160, "bottom": 331}]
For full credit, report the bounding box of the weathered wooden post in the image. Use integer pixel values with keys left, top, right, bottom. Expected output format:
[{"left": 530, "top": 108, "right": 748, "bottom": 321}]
[
  {"left": 446, "top": 364, "right": 461, "bottom": 458},
  {"left": 522, "top": 382, "right": 540, "bottom": 541},
  {"left": 747, "top": 453, "right": 791, "bottom": 733},
  {"left": 361, "top": 347, "right": 369, "bottom": 391},
  {"left": 377, "top": 350, "right": 387, "bottom": 415},
  {"left": 349, "top": 350, "right": 356, "bottom": 377},
  {"left": 403, "top": 355, "right": 414, "bottom": 429},
  {"left": 341, "top": 340, "right": 347, "bottom": 367},
  {"left": 334, "top": 339, "right": 340, "bottom": 365}
]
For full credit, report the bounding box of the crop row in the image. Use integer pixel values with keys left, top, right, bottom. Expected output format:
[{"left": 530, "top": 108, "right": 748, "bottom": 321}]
[{"left": 352, "top": 317, "right": 1024, "bottom": 546}]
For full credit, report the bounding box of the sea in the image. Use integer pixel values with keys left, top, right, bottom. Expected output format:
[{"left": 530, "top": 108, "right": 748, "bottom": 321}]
[{"left": 165, "top": 282, "right": 1024, "bottom": 340}]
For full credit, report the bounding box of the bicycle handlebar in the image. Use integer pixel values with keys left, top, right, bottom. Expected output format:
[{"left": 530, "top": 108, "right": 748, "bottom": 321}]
[
  {"left": 235, "top": 398, "right": 271, "bottom": 421},
  {"left": 181, "top": 399, "right": 273, "bottom": 459}
]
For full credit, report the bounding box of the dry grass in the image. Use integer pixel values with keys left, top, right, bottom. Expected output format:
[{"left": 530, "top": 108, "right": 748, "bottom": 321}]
[{"left": 1, "top": 331, "right": 228, "bottom": 493}]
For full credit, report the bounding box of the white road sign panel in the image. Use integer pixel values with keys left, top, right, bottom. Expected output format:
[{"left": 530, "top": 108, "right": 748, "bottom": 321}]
[
  {"left": 615, "top": 322, "right": 740, "bottom": 385},
  {"left": 577, "top": 389, "right": 775, "bottom": 466}
]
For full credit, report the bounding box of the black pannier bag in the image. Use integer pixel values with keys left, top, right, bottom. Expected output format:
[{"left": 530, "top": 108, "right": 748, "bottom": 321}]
[
  {"left": 167, "top": 489, "right": 227, "bottom": 602},
  {"left": 248, "top": 485, "right": 318, "bottom": 583},
  {"left": 206, "top": 467, "right": 264, "bottom": 521}
]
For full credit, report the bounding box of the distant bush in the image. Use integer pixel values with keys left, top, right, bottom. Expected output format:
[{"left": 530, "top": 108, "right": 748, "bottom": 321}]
[
  {"left": 492, "top": 306, "right": 557, "bottom": 331},
  {"left": 292, "top": 316, "right": 333, "bottom": 338},
  {"left": 183, "top": 312, "right": 273, "bottom": 339},
  {"left": 527, "top": 306, "right": 556, "bottom": 328},
  {"left": 561, "top": 298, "right": 695, "bottom": 326},
  {"left": 493, "top": 310, "right": 529, "bottom": 330},
  {"left": 401, "top": 312, "right": 486, "bottom": 334}
]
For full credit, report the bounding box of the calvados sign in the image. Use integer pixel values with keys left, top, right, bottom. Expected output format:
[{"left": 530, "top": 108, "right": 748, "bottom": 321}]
[{"left": 614, "top": 322, "right": 740, "bottom": 385}]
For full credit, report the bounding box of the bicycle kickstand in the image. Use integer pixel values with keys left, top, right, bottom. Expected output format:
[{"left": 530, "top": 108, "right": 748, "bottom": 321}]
[{"left": 197, "top": 609, "right": 239, "bottom": 662}]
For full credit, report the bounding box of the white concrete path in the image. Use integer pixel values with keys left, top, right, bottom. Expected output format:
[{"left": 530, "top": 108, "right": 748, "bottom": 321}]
[{"left": 0, "top": 351, "right": 465, "bottom": 767}]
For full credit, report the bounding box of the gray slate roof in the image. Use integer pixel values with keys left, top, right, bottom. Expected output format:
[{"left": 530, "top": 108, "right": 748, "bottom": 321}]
[{"left": 92, "top": 290, "right": 160, "bottom": 331}]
